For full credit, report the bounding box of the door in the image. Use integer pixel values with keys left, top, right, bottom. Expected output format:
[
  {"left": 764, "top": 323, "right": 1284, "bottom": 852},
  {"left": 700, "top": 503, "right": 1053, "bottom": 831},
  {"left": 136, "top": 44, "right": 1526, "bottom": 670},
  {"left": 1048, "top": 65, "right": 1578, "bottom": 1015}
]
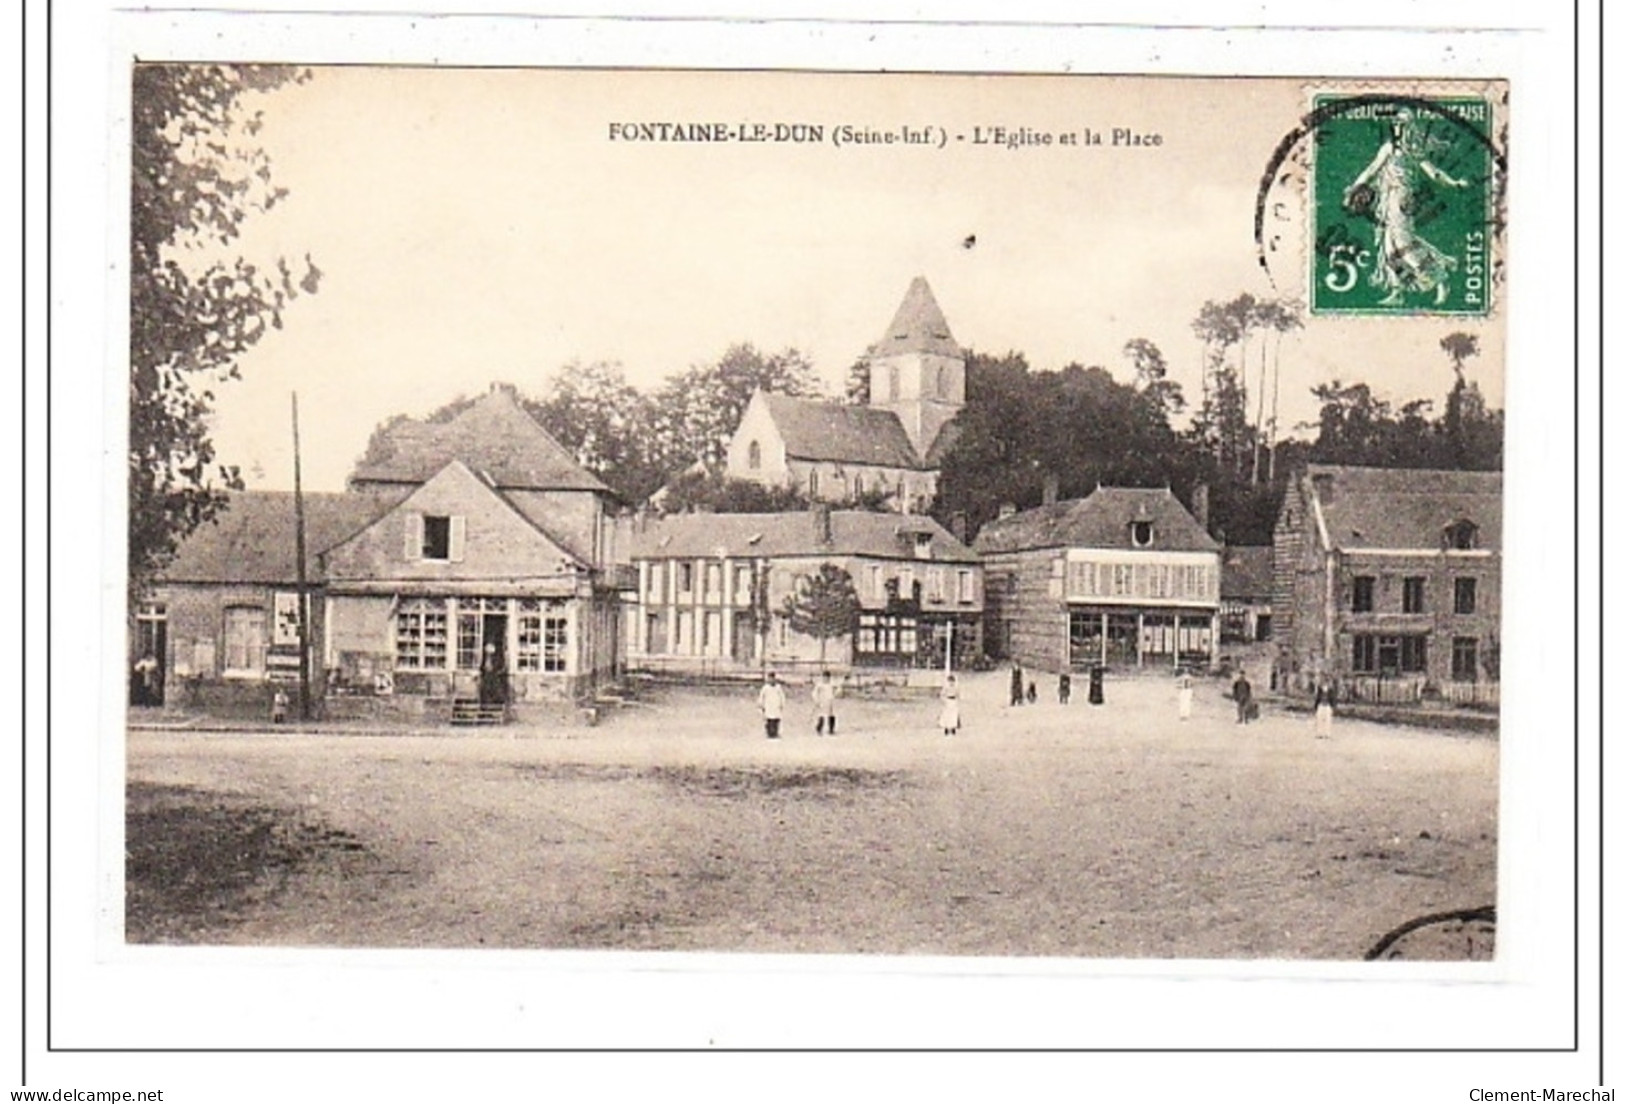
[
  {"left": 131, "top": 604, "right": 167, "bottom": 706},
  {"left": 479, "top": 614, "right": 509, "bottom": 704}
]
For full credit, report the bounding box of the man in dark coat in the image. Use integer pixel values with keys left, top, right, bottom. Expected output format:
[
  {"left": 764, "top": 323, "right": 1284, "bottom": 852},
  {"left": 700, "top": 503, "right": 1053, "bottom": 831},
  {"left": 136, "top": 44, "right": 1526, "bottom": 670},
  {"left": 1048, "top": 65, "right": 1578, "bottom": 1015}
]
[
  {"left": 1232, "top": 670, "right": 1254, "bottom": 724},
  {"left": 1010, "top": 664, "right": 1025, "bottom": 706}
]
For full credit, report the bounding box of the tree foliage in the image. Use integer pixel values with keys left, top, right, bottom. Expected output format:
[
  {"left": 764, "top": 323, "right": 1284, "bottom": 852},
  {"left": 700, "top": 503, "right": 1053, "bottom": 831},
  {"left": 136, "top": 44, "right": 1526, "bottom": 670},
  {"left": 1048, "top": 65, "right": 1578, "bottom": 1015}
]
[
  {"left": 780, "top": 562, "right": 860, "bottom": 662},
  {"left": 657, "top": 469, "right": 811, "bottom": 514},
  {"left": 648, "top": 344, "right": 822, "bottom": 470},
  {"left": 129, "top": 63, "right": 319, "bottom": 596},
  {"left": 519, "top": 360, "right": 666, "bottom": 503}
]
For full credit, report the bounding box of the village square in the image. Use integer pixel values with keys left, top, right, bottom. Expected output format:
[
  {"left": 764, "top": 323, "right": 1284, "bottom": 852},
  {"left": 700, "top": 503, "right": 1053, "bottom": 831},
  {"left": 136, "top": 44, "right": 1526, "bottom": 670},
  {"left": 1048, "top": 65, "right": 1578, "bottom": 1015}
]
[{"left": 125, "top": 67, "right": 1504, "bottom": 960}]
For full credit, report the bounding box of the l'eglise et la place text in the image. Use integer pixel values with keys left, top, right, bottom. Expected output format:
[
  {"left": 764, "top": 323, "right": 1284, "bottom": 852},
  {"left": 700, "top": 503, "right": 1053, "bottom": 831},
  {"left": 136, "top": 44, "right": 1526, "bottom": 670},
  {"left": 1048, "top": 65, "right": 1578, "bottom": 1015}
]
[{"left": 1470, "top": 1090, "right": 1614, "bottom": 1101}]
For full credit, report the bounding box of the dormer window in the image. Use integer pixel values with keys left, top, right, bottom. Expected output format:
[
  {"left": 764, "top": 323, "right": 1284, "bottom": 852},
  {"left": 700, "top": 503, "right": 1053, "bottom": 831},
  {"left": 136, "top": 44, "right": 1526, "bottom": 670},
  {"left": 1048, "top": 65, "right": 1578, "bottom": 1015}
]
[
  {"left": 913, "top": 532, "right": 933, "bottom": 560},
  {"left": 1445, "top": 520, "right": 1479, "bottom": 550},
  {"left": 1131, "top": 521, "right": 1154, "bottom": 548}
]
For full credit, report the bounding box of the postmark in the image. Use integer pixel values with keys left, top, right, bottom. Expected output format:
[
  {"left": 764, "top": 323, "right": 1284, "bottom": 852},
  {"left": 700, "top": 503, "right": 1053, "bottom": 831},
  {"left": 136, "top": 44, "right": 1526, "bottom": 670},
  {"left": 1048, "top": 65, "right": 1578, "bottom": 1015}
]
[{"left": 1252, "top": 89, "right": 1506, "bottom": 317}]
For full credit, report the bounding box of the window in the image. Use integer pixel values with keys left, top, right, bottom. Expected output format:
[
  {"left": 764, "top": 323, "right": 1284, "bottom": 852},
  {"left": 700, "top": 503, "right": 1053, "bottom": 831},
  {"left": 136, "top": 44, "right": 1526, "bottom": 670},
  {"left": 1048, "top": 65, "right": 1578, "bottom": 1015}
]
[
  {"left": 647, "top": 565, "right": 663, "bottom": 603},
  {"left": 678, "top": 562, "right": 695, "bottom": 594},
  {"left": 395, "top": 599, "right": 448, "bottom": 669},
  {"left": 457, "top": 610, "right": 482, "bottom": 669},
  {"left": 747, "top": 440, "right": 762, "bottom": 469},
  {"left": 957, "top": 569, "right": 975, "bottom": 603},
  {"left": 852, "top": 474, "right": 864, "bottom": 496},
  {"left": 1352, "top": 575, "right": 1376, "bottom": 612},
  {"left": 867, "top": 564, "right": 883, "bottom": 598},
  {"left": 1446, "top": 520, "right": 1479, "bottom": 550},
  {"left": 1402, "top": 576, "right": 1426, "bottom": 614},
  {"left": 543, "top": 613, "right": 569, "bottom": 672},
  {"left": 808, "top": 470, "right": 820, "bottom": 497},
  {"left": 736, "top": 565, "right": 754, "bottom": 604},
  {"left": 938, "top": 365, "right": 951, "bottom": 399},
  {"left": 517, "top": 600, "right": 570, "bottom": 673},
  {"left": 1352, "top": 634, "right": 1378, "bottom": 673},
  {"left": 222, "top": 606, "right": 267, "bottom": 674},
  {"left": 422, "top": 515, "right": 452, "bottom": 560},
  {"left": 1452, "top": 636, "right": 1479, "bottom": 681},
  {"left": 927, "top": 567, "right": 945, "bottom": 602},
  {"left": 1454, "top": 577, "right": 1478, "bottom": 614},
  {"left": 1130, "top": 521, "right": 1154, "bottom": 548},
  {"left": 1111, "top": 563, "right": 1133, "bottom": 597},
  {"left": 1398, "top": 635, "right": 1428, "bottom": 673},
  {"left": 704, "top": 562, "right": 722, "bottom": 600},
  {"left": 887, "top": 365, "right": 899, "bottom": 401},
  {"left": 898, "top": 567, "right": 916, "bottom": 602}
]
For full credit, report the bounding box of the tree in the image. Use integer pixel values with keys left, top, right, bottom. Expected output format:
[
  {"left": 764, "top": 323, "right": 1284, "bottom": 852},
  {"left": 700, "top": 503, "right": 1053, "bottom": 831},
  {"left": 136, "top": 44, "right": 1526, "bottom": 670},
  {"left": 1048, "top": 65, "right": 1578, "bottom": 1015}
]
[
  {"left": 658, "top": 469, "right": 810, "bottom": 514},
  {"left": 129, "top": 63, "right": 320, "bottom": 597},
  {"left": 780, "top": 563, "right": 860, "bottom": 663},
  {"left": 649, "top": 344, "right": 822, "bottom": 470},
  {"left": 1123, "top": 338, "right": 1185, "bottom": 419},
  {"left": 520, "top": 360, "right": 666, "bottom": 502},
  {"left": 843, "top": 352, "right": 874, "bottom": 403}
]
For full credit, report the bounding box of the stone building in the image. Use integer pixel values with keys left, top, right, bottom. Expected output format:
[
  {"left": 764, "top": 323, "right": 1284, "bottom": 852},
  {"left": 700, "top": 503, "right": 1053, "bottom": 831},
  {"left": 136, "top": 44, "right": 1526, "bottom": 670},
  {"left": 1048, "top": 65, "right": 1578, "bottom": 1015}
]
[
  {"left": 724, "top": 276, "right": 964, "bottom": 513},
  {"left": 1271, "top": 464, "right": 1501, "bottom": 699}
]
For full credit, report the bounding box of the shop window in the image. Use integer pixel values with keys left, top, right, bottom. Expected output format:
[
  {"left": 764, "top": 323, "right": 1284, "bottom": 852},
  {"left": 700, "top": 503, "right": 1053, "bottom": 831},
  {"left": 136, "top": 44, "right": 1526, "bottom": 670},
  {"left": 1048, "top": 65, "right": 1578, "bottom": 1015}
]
[
  {"left": 1402, "top": 576, "right": 1426, "bottom": 613},
  {"left": 222, "top": 606, "right": 267, "bottom": 675},
  {"left": 1454, "top": 577, "right": 1478, "bottom": 615},
  {"left": 1352, "top": 575, "right": 1376, "bottom": 612},
  {"left": 395, "top": 598, "right": 448, "bottom": 669}
]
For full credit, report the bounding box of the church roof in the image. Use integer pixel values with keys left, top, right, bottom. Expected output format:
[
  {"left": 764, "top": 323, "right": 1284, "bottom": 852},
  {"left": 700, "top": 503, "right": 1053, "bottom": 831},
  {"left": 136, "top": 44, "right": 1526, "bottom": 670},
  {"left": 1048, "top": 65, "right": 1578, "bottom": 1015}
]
[
  {"left": 349, "top": 385, "right": 612, "bottom": 496},
  {"left": 870, "top": 276, "right": 961, "bottom": 359},
  {"left": 758, "top": 392, "right": 928, "bottom": 470}
]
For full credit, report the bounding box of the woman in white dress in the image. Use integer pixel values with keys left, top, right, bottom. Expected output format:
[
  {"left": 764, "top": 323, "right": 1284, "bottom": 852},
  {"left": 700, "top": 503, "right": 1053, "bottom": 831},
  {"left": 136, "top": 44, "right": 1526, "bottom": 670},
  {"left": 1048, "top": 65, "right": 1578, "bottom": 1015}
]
[
  {"left": 1177, "top": 669, "right": 1194, "bottom": 721},
  {"left": 939, "top": 674, "right": 961, "bottom": 736}
]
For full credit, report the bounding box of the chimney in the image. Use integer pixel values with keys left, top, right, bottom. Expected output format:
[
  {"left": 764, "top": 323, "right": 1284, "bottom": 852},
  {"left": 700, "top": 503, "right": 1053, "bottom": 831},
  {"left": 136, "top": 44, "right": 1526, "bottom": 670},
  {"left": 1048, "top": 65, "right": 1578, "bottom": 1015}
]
[
  {"left": 949, "top": 511, "right": 969, "bottom": 545},
  {"left": 1042, "top": 474, "right": 1060, "bottom": 507},
  {"left": 1191, "top": 483, "right": 1210, "bottom": 534},
  {"left": 998, "top": 502, "right": 1018, "bottom": 520},
  {"left": 812, "top": 501, "right": 833, "bottom": 546}
]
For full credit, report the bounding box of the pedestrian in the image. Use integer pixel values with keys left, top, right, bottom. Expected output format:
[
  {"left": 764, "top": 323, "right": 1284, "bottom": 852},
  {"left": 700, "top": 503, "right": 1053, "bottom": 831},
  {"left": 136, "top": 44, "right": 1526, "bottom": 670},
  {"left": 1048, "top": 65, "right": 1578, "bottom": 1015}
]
[
  {"left": 939, "top": 673, "right": 961, "bottom": 736},
  {"left": 271, "top": 686, "right": 289, "bottom": 725},
  {"left": 1313, "top": 678, "right": 1337, "bottom": 739},
  {"left": 1058, "top": 672, "right": 1071, "bottom": 705},
  {"left": 812, "top": 669, "right": 838, "bottom": 736},
  {"left": 1026, "top": 680, "right": 1038, "bottom": 705},
  {"left": 758, "top": 670, "right": 787, "bottom": 739},
  {"left": 1232, "top": 669, "right": 1254, "bottom": 724},
  {"left": 1177, "top": 668, "right": 1193, "bottom": 721},
  {"left": 1010, "top": 664, "right": 1025, "bottom": 707},
  {"left": 1088, "top": 663, "right": 1105, "bottom": 705}
]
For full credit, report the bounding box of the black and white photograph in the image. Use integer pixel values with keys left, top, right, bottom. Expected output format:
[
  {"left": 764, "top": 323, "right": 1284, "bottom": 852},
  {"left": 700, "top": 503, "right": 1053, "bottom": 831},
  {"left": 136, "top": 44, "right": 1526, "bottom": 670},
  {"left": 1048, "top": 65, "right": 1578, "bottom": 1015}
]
[{"left": 31, "top": 2, "right": 1598, "bottom": 1098}]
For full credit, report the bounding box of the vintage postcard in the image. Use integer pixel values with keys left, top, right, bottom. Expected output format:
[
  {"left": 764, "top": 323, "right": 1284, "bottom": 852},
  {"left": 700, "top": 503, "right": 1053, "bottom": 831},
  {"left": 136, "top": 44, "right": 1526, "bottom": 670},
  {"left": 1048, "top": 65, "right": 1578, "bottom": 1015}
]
[
  {"left": 49, "top": 10, "right": 1580, "bottom": 1073},
  {"left": 123, "top": 65, "right": 1509, "bottom": 962}
]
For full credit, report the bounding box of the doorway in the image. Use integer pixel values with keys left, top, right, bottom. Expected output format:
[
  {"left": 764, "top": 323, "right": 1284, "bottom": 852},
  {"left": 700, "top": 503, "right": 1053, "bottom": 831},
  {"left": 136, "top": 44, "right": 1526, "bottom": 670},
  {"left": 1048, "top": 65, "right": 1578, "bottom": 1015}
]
[
  {"left": 131, "top": 604, "right": 167, "bottom": 706},
  {"left": 479, "top": 614, "right": 508, "bottom": 705}
]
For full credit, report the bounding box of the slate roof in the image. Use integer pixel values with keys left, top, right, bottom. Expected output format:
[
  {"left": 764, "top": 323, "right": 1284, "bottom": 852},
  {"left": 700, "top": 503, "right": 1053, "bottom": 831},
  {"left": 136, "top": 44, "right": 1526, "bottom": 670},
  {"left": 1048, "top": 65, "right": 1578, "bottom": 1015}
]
[
  {"left": 757, "top": 392, "right": 927, "bottom": 469},
  {"left": 349, "top": 386, "right": 612, "bottom": 495},
  {"left": 871, "top": 276, "right": 961, "bottom": 359},
  {"left": 973, "top": 487, "right": 1222, "bottom": 555},
  {"left": 1221, "top": 546, "right": 1274, "bottom": 601},
  {"left": 630, "top": 510, "right": 979, "bottom": 564},
  {"left": 159, "top": 491, "right": 397, "bottom": 584},
  {"left": 1305, "top": 464, "right": 1502, "bottom": 551}
]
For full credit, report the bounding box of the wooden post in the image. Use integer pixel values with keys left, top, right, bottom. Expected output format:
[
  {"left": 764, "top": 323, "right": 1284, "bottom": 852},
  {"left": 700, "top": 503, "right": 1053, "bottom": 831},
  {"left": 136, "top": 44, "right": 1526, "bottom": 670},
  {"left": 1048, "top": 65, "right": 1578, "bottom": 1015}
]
[{"left": 291, "top": 393, "right": 312, "bottom": 722}]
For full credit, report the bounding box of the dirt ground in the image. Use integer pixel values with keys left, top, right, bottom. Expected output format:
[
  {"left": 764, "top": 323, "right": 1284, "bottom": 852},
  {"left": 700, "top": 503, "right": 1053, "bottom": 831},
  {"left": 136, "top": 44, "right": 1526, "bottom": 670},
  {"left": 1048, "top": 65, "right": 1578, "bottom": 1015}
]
[{"left": 126, "top": 670, "right": 1498, "bottom": 959}]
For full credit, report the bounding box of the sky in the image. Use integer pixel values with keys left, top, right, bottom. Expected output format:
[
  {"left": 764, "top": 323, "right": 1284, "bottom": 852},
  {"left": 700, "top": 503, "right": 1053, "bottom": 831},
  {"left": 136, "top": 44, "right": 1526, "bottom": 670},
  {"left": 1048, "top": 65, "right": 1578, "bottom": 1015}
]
[{"left": 197, "top": 67, "right": 1506, "bottom": 492}]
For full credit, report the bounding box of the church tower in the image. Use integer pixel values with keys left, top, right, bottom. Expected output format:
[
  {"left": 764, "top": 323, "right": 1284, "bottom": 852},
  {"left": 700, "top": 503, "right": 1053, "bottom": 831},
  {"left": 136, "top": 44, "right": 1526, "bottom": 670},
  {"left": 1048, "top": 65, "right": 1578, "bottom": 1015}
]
[{"left": 865, "top": 276, "right": 966, "bottom": 461}]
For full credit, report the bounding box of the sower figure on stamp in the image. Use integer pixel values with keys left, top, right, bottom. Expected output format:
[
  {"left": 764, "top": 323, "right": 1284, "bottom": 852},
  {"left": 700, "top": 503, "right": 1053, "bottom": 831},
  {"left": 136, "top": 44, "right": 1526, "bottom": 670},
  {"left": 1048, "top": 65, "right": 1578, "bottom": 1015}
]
[
  {"left": 758, "top": 670, "right": 787, "bottom": 740},
  {"left": 1344, "top": 108, "right": 1470, "bottom": 307},
  {"left": 812, "top": 669, "right": 838, "bottom": 736}
]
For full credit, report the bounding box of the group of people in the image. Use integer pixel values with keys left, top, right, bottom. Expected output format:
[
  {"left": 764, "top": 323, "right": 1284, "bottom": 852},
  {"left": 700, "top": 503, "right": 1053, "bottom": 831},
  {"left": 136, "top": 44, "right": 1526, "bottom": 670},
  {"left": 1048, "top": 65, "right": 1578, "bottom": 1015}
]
[
  {"left": 755, "top": 668, "right": 964, "bottom": 738},
  {"left": 755, "top": 665, "right": 1342, "bottom": 740}
]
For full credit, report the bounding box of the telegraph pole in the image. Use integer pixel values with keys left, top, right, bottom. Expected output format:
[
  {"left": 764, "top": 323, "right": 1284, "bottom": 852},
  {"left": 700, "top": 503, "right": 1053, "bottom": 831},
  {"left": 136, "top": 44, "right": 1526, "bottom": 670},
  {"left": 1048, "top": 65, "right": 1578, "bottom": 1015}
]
[{"left": 292, "top": 392, "right": 312, "bottom": 721}]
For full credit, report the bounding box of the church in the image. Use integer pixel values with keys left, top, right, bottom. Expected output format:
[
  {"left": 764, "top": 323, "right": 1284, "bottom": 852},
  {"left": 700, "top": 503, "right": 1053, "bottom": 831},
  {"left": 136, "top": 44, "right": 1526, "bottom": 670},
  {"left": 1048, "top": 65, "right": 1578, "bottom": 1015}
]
[{"left": 723, "top": 276, "right": 965, "bottom": 514}]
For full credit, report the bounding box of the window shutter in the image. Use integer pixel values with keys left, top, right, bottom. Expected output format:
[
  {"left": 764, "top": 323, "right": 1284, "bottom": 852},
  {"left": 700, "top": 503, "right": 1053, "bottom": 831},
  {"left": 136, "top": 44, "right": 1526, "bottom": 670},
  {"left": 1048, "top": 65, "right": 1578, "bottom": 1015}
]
[
  {"left": 448, "top": 516, "right": 467, "bottom": 563},
  {"left": 403, "top": 513, "right": 423, "bottom": 561}
]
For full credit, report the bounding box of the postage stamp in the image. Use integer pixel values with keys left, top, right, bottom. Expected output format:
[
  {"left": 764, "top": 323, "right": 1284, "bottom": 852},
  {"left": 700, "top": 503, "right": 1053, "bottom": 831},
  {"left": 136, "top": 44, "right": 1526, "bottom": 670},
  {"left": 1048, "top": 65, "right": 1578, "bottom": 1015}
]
[{"left": 1309, "top": 94, "right": 1497, "bottom": 316}]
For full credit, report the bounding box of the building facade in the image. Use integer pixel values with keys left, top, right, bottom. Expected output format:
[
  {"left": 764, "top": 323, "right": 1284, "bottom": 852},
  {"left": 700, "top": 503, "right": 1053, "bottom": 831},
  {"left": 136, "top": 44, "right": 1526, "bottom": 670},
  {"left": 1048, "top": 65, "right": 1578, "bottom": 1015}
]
[
  {"left": 1220, "top": 545, "right": 1274, "bottom": 644},
  {"left": 975, "top": 487, "right": 1223, "bottom": 673},
  {"left": 724, "top": 276, "right": 963, "bottom": 513},
  {"left": 1272, "top": 464, "right": 1501, "bottom": 698},
  {"left": 626, "top": 506, "right": 983, "bottom": 674}
]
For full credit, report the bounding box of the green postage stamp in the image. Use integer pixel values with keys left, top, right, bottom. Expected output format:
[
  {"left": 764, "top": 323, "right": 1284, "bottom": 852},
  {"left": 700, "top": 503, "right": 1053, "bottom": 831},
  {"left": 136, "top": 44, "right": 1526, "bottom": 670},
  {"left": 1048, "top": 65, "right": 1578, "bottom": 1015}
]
[{"left": 1310, "top": 95, "right": 1496, "bottom": 316}]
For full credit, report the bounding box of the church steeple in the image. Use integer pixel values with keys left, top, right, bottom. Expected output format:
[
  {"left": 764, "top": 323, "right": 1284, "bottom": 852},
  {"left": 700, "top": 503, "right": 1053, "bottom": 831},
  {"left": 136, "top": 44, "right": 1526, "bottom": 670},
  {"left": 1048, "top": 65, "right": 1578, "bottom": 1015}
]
[{"left": 866, "top": 276, "right": 965, "bottom": 460}]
